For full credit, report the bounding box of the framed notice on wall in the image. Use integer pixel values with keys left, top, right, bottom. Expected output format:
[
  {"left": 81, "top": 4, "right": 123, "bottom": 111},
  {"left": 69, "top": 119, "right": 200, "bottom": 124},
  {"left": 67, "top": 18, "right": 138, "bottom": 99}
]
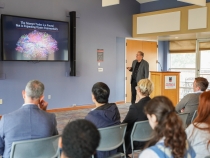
[
  {"left": 97, "top": 49, "right": 104, "bottom": 62},
  {"left": 165, "top": 76, "right": 176, "bottom": 89}
]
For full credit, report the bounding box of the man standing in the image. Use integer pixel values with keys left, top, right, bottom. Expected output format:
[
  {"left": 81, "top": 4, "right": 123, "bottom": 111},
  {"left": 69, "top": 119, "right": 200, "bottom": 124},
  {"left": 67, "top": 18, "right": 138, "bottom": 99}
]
[
  {"left": 175, "top": 77, "right": 209, "bottom": 125},
  {"left": 127, "top": 51, "right": 149, "bottom": 104},
  {"left": 0, "top": 80, "right": 58, "bottom": 158}
]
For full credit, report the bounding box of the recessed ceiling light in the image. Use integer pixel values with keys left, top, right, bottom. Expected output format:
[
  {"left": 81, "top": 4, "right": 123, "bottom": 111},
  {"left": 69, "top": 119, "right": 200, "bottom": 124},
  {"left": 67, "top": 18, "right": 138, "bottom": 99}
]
[{"left": 175, "top": 37, "right": 179, "bottom": 39}]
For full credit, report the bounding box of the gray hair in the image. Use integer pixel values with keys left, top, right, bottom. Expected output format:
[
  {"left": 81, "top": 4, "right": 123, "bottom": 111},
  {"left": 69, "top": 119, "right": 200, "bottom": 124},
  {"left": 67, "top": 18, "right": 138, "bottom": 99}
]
[
  {"left": 138, "top": 51, "right": 144, "bottom": 57},
  {"left": 25, "top": 80, "right": 45, "bottom": 99}
]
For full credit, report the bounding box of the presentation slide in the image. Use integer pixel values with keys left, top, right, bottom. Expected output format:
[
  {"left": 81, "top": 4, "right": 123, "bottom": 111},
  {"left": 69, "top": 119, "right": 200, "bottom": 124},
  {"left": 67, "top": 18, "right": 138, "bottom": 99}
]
[{"left": 2, "top": 15, "right": 69, "bottom": 61}]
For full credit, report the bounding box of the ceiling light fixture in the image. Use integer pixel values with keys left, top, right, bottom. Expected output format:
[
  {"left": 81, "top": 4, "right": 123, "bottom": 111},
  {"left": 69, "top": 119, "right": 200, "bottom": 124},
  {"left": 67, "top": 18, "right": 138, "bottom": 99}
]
[
  {"left": 136, "top": 0, "right": 158, "bottom": 4},
  {"left": 102, "top": 0, "right": 120, "bottom": 7}
]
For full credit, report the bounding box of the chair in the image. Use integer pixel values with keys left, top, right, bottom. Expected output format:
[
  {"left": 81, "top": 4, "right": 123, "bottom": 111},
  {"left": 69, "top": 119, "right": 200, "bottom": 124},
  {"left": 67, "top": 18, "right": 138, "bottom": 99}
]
[
  {"left": 130, "top": 120, "right": 153, "bottom": 158},
  {"left": 191, "top": 110, "right": 197, "bottom": 123},
  {"left": 92, "top": 123, "right": 127, "bottom": 158},
  {"left": 10, "top": 135, "right": 60, "bottom": 158},
  {"left": 178, "top": 113, "right": 189, "bottom": 128}
]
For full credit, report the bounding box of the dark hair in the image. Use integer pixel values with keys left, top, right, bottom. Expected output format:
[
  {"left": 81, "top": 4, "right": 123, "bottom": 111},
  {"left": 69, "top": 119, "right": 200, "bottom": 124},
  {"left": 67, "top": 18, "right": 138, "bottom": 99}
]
[
  {"left": 62, "top": 119, "right": 100, "bottom": 158},
  {"left": 144, "top": 96, "right": 187, "bottom": 158},
  {"left": 193, "top": 91, "right": 210, "bottom": 149},
  {"left": 195, "top": 77, "right": 209, "bottom": 91},
  {"left": 92, "top": 82, "right": 110, "bottom": 103}
]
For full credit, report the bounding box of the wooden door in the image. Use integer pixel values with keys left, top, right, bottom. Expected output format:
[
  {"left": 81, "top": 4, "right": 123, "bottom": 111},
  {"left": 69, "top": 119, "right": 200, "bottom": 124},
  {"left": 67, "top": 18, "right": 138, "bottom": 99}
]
[{"left": 126, "top": 39, "right": 157, "bottom": 103}]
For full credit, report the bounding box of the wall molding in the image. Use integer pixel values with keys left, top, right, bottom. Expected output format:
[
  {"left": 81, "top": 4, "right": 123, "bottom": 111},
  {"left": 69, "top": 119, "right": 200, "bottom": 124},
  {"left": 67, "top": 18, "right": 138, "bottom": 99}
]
[{"left": 133, "top": 2, "right": 210, "bottom": 38}]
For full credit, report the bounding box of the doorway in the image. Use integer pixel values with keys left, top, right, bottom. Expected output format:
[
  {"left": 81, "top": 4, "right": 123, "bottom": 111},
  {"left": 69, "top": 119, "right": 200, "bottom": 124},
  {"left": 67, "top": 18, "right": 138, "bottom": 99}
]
[{"left": 125, "top": 39, "right": 158, "bottom": 103}]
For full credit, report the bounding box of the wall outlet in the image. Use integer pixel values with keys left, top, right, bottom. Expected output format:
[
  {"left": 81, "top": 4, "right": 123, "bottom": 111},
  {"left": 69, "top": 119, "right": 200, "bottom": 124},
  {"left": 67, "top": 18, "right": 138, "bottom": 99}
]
[
  {"left": 72, "top": 104, "right": 76, "bottom": 107},
  {"left": 0, "top": 99, "right": 2, "bottom": 104},
  {"left": 48, "top": 95, "right": 51, "bottom": 99}
]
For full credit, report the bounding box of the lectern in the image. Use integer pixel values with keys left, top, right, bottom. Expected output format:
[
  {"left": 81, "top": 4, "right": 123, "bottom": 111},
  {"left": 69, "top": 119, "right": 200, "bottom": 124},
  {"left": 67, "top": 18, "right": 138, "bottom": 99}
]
[{"left": 150, "top": 71, "right": 180, "bottom": 106}]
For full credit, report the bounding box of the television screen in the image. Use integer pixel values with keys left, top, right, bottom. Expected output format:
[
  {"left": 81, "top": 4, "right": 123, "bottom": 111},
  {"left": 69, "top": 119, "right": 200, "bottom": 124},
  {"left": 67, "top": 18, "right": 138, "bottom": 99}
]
[{"left": 1, "top": 14, "right": 69, "bottom": 61}]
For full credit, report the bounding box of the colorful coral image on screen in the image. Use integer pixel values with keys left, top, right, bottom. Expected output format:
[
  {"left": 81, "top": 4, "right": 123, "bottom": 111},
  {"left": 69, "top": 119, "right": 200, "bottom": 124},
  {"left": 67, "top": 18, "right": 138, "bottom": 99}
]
[
  {"left": 1, "top": 14, "right": 69, "bottom": 61},
  {"left": 15, "top": 30, "right": 58, "bottom": 59}
]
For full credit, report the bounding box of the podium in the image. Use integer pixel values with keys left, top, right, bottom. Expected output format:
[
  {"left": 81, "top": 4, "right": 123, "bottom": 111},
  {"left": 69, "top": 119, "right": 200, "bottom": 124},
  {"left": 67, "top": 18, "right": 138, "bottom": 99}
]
[{"left": 150, "top": 71, "right": 180, "bottom": 106}]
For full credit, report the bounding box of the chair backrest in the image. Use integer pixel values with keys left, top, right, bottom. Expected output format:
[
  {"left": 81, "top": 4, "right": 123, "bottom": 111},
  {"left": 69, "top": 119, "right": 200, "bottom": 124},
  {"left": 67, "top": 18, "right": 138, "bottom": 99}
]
[
  {"left": 130, "top": 120, "right": 153, "bottom": 142},
  {"left": 97, "top": 123, "right": 127, "bottom": 151},
  {"left": 178, "top": 113, "right": 189, "bottom": 128},
  {"left": 10, "top": 135, "right": 60, "bottom": 158},
  {"left": 191, "top": 110, "right": 198, "bottom": 123}
]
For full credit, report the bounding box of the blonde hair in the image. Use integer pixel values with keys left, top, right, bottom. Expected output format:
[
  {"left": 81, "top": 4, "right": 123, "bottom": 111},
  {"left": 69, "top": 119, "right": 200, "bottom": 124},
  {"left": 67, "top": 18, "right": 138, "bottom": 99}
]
[{"left": 136, "top": 79, "right": 153, "bottom": 96}]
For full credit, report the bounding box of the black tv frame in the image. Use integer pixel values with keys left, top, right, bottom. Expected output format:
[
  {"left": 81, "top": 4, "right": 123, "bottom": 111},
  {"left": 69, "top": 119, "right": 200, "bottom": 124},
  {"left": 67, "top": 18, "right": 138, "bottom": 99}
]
[{"left": 1, "top": 14, "right": 70, "bottom": 62}]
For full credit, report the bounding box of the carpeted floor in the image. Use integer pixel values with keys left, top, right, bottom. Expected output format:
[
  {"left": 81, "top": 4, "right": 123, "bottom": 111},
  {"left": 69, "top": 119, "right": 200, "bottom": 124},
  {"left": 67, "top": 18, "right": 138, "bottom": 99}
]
[
  {"left": 55, "top": 103, "right": 131, "bottom": 134},
  {"left": 54, "top": 103, "right": 142, "bottom": 158}
]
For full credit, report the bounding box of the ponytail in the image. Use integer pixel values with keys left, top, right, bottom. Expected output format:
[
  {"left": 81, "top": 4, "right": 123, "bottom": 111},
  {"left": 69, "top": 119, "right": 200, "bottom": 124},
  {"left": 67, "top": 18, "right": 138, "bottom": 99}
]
[{"left": 144, "top": 96, "right": 187, "bottom": 158}]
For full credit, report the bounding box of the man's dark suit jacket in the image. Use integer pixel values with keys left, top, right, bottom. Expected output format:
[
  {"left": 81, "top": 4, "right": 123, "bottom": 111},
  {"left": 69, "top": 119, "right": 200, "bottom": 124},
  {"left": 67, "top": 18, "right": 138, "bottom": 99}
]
[
  {"left": 122, "top": 96, "right": 151, "bottom": 154},
  {"left": 130, "top": 59, "right": 149, "bottom": 83},
  {"left": 0, "top": 104, "right": 58, "bottom": 158}
]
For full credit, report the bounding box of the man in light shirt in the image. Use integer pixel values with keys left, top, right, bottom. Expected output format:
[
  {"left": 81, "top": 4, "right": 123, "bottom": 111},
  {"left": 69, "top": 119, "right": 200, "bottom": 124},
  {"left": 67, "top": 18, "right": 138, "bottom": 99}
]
[
  {"left": 0, "top": 80, "right": 58, "bottom": 158},
  {"left": 175, "top": 77, "right": 209, "bottom": 126}
]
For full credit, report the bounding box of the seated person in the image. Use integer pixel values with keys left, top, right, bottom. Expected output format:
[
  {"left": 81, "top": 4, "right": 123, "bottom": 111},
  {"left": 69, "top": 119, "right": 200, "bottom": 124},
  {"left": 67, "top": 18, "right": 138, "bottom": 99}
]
[
  {"left": 85, "top": 82, "right": 121, "bottom": 158},
  {"left": 175, "top": 77, "right": 209, "bottom": 126},
  {"left": 59, "top": 119, "right": 100, "bottom": 158},
  {"left": 186, "top": 91, "right": 210, "bottom": 158},
  {"left": 0, "top": 80, "right": 58, "bottom": 158},
  {"left": 122, "top": 79, "right": 153, "bottom": 154},
  {"left": 139, "top": 96, "right": 195, "bottom": 158}
]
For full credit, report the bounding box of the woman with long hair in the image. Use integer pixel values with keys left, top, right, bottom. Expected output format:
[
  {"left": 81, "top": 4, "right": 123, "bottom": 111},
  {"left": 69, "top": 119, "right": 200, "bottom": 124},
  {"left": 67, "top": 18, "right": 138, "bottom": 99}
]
[
  {"left": 139, "top": 96, "right": 195, "bottom": 158},
  {"left": 186, "top": 91, "right": 210, "bottom": 157}
]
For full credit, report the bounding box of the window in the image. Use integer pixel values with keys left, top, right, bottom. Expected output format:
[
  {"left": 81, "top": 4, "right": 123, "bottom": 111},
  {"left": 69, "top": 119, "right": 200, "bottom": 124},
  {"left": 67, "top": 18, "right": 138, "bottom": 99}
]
[{"left": 169, "top": 53, "right": 196, "bottom": 100}]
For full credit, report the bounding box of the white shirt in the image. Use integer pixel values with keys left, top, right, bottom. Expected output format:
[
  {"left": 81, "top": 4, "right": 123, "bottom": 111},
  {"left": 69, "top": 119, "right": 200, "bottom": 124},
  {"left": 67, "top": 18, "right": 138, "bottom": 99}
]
[{"left": 186, "top": 123, "right": 210, "bottom": 158}]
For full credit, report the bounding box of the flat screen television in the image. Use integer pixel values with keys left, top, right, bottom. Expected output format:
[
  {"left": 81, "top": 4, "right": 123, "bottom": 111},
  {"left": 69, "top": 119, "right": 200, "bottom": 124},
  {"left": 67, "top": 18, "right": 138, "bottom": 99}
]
[{"left": 1, "top": 14, "right": 69, "bottom": 61}]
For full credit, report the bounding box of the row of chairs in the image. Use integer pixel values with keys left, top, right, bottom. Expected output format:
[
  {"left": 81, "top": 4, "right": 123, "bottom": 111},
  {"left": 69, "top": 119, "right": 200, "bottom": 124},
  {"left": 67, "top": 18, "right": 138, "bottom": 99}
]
[{"left": 8, "top": 111, "right": 197, "bottom": 158}]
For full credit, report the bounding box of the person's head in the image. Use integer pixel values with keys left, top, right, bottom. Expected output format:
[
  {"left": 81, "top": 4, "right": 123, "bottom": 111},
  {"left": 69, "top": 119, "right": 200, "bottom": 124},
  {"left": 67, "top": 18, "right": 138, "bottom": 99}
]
[
  {"left": 60, "top": 119, "right": 100, "bottom": 158},
  {"left": 22, "top": 80, "right": 45, "bottom": 104},
  {"left": 193, "top": 91, "right": 210, "bottom": 149},
  {"left": 136, "top": 51, "right": 144, "bottom": 62},
  {"left": 91, "top": 82, "right": 110, "bottom": 104},
  {"left": 144, "top": 96, "right": 187, "bottom": 157},
  {"left": 136, "top": 79, "right": 153, "bottom": 98},
  {"left": 193, "top": 77, "right": 209, "bottom": 92}
]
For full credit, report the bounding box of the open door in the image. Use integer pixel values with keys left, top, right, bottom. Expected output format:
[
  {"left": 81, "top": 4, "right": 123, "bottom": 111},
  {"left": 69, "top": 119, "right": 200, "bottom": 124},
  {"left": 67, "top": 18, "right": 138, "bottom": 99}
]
[{"left": 125, "top": 39, "right": 157, "bottom": 103}]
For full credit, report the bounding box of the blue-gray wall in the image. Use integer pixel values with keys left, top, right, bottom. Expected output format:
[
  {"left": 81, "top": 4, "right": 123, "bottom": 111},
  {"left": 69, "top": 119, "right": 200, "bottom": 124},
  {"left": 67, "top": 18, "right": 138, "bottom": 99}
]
[{"left": 0, "top": 0, "right": 140, "bottom": 114}]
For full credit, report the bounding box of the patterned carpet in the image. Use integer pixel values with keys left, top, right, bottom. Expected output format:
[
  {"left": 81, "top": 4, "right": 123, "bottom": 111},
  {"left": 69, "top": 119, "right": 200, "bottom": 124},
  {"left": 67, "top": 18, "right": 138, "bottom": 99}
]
[
  {"left": 55, "top": 103, "right": 131, "bottom": 134},
  {"left": 54, "top": 103, "right": 141, "bottom": 158}
]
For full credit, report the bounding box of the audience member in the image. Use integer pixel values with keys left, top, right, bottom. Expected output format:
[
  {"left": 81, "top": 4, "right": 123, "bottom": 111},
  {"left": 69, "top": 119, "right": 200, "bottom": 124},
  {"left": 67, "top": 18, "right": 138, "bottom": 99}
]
[
  {"left": 122, "top": 79, "right": 153, "bottom": 155},
  {"left": 59, "top": 119, "right": 100, "bottom": 158},
  {"left": 0, "top": 80, "right": 58, "bottom": 158},
  {"left": 175, "top": 77, "right": 209, "bottom": 126},
  {"left": 85, "top": 82, "right": 121, "bottom": 158},
  {"left": 139, "top": 96, "right": 195, "bottom": 158},
  {"left": 186, "top": 91, "right": 210, "bottom": 157}
]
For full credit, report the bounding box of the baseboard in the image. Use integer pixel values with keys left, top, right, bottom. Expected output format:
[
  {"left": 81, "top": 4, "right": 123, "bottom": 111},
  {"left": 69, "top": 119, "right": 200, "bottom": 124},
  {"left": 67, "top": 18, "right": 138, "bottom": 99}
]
[
  {"left": 0, "top": 101, "right": 125, "bottom": 117},
  {"left": 47, "top": 100, "right": 125, "bottom": 113}
]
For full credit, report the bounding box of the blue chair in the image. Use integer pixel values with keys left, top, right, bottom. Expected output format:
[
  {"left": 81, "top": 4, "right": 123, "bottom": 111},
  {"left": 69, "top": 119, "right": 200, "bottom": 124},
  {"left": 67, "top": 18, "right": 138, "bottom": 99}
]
[
  {"left": 130, "top": 120, "right": 153, "bottom": 158},
  {"left": 92, "top": 124, "right": 127, "bottom": 158},
  {"left": 191, "top": 110, "right": 197, "bottom": 123},
  {"left": 178, "top": 113, "right": 189, "bottom": 128},
  {"left": 10, "top": 135, "right": 60, "bottom": 158}
]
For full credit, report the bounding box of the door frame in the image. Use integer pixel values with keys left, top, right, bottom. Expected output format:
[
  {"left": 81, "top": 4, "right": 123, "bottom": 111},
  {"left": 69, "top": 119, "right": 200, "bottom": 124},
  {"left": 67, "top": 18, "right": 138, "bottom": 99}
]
[
  {"left": 124, "top": 37, "right": 158, "bottom": 103},
  {"left": 196, "top": 39, "right": 210, "bottom": 77}
]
